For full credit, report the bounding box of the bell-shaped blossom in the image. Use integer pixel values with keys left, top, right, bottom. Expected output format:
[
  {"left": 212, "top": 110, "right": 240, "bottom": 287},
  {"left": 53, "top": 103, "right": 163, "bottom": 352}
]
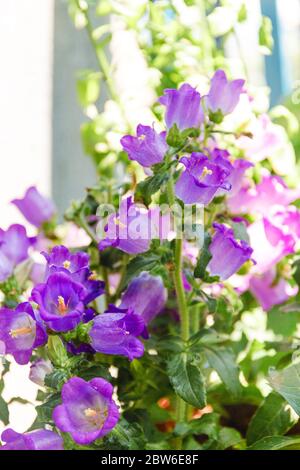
[
  {"left": 0, "top": 428, "right": 63, "bottom": 450},
  {"left": 0, "top": 302, "right": 47, "bottom": 365},
  {"left": 0, "top": 225, "right": 33, "bottom": 281},
  {"left": 228, "top": 171, "right": 300, "bottom": 215},
  {"left": 53, "top": 376, "right": 119, "bottom": 445},
  {"left": 99, "top": 197, "right": 152, "bottom": 254},
  {"left": 159, "top": 83, "right": 204, "bottom": 130},
  {"left": 120, "top": 272, "right": 167, "bottom": 324},
  {"left": 89, "top": 305, "right": 145, "bottom": 360},
  {"left": 206, "top": 69, "right": 244, "bottom": 117},
  {"left": 249, "top": 269, "right": 298, "bottom": 311},
  {"left": 31, "top": 272, "right": 86, "bottom": 332},
  {"left": 42, "top": 245, "right": 105, "bottom": 304},
  {"left": 248, "top": 208, "right": 300, "bottom": 274},
  {"left": 29, "top": 358, "right": 53, "bottom": 386},
  {"left": 175, "top": 153, "right": 232, "bottom": 204},
  {"left": 121, "top": 124, "right": 168, "bottom": 167},
  {"left": 207, "top": 223, "right": 253, "bottom": 280},
  {"left": 12, "top": 186, "right": 56, "bottom": 228},
  {"left": 238, "top": 114, "right": 284, "bottom": 163}
]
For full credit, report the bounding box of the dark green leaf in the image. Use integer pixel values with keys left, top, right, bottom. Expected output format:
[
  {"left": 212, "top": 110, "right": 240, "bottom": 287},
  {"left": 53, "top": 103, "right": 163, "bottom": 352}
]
[
  {"left": 248, "top": 435, "right": 300, "bottom": 450},
  {"left": 36, "top": 393, "right": 61, "bottom": 424},
  {"left": 247, "top": 392, "right": 298, "bottom": 445},
  {"left": 267, "top": 307, "right": 300, "bottom": 336},
  {"left": 122, "top": 253, "right": 161, "bottom": 288},
  {"left": 135, "top": 172, "right": 169, "bottom": 206},
  {"left": 0, "top": 396, "right": 9, "bottom": 425},
  {"left": 194, "top": 232, "right": 212, "bottom": 279},
  {"left": 167, "top": 354, "right": 206, "bottom": 408}
]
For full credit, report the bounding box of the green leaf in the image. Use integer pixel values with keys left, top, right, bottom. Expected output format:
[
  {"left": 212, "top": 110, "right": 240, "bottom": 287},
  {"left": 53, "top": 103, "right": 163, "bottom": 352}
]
[
  {"left": 174, "top": 413, "right": 219, "bottom": 438},
  {"left": 248, "top": 435, "right": 300, "bottom": 450},
  {"left": 259, "top": 16, "right": 274, "bottom": 55},
  {"left": 122, "top": 253, "right": 161, "bottom": 288},
  {"left": 246, "top": 392, "right": 298, "bottom": 445},
  {"left": 135, "top": 171, "right": 169, "bottom": 206},
  {"left": 204, "top": 346, "right": 242, "bottom": 396},
  {"left": 230, "top": 221, "right": 250, "bottom": 244},
  {"left": 194, "top": 232, "right": 212, "bottom": 279},
  {"left": 44, "top": 370, "right": 68, "bottom": 390},
  {"left": 167, "top": 354, "right": 206, "bottom": 408},
  {"left": 0, "top": 396, "right": 9, "bottom": 425},
  {"left": 103, "top": 418, "right": 146, "bottom": 450},
  {"left": 47, "top": 336, "right": 68, "bottom": 367},
  {"left": 77, "top": 365, "right": 111, "bottom": 382},
  {"left": 208, "top": 427, "right": 242, "bottom": 450},
  {"left": 267, "top": 307, "right": 300, "bottom": 336},
  {"left": 269, "top": 362, "right": 300, "bottom": 416},
  {"left": 77, "top": 70, "right": 101, "bottom": 108},
  {"left": 36, "top": 393, "right": 61, "bottom": 424}
]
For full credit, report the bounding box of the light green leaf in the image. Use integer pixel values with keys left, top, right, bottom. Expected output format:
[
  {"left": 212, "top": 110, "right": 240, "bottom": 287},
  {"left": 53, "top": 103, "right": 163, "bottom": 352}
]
[
  {"left": 248, "top": 435, "right": 300, "bottom": 450},
  {"left": 247, "top": 392, "right": 298, "bottom": 445},
  {"left": 269, "top": 362, "right": 300, "bottom": 416}
]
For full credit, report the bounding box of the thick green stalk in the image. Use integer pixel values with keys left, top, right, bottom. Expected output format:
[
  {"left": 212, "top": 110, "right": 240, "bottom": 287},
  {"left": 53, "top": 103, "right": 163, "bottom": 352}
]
[{"left": 167, "top": 176, "right": 190, "bottom": 427}]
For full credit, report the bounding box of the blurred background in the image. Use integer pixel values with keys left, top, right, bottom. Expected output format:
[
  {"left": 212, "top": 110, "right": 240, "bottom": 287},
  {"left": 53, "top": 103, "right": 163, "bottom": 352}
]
[{"left": 1, "top": 0, "right": 300, "bottom": 433}]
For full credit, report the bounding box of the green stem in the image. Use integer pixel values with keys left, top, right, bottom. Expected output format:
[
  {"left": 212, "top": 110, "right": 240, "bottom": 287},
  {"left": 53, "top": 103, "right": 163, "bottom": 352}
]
[
  {"left": 167, "top": 177, "right": 189, "bottom": 431},
  {"left": 78, "top": 214, "right": 98, "bottom": 245}
]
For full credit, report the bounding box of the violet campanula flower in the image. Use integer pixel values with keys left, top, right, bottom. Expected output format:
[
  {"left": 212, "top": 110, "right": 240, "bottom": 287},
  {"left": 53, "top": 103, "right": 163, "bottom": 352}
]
[
  {"left": 175, "top": 153, "right": 232, "bottom": 204},
  {"left": 0, "top": 224, "right": 33, "bottom": 281},
  {"left": 206, "top": 69, "right": 244, "bottom": 120},
  {"left": 99, "top": 197, "right": 152, "bottom": 255},
  {"left": 42, "top": 245, "right": 105, "bottom": 304},
  {"left": 52, "top": 376, "right": 119, "bottom": 445},
  {"left": 159, "top": 83, "right": 204, "bottom": 130},
  {"left": 31, "top": 272, "right": 86, "bottom": 332},
  {"left": 207, "top": 223, "right": 253, "bottom": 280},
  {"left": 0, "top": 428, "right": 63, "bottom": 450},
  {"left": 121, "top": 124, "right": 168, "bottom": 167},
  {"left": 89, "top": 306, "right": 145, "bottom": 360},
  {"left": 29, "top": 358, "right": 53, "bottom": 386},
  {"left": 228, "top": 171, "right": 300, "bottom": 215},
  {"left": 12, "top": 186, "right": 56, "bottom": 228},
  {"left": 249, "top": 269, "right": 298, "bottom": 311},
  {"left": 120, "top": 272, "right": 167, "bottom": 325},
  {"left": 0, "top": 302, "right": 47, "bottom": 365},
  {"left": 248, "top": 207, "right": 300, "bottom": 274}
]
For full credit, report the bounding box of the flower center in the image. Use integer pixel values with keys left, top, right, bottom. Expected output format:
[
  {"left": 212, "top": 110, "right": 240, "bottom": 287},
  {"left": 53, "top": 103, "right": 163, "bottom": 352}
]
[
  {"left": 84, "top": 407, "right": 108, "bottom": 427},
  {"left": 9, "top": 326, "right": 33, "bottom": 338},
  {"left": 63, "top": 260, "right": 71, "bottom": 269},
  {"left": 114, "top": 217, "right": 127, "bottom": 229},
  {"left": 57, "top": 296, "right": 68, "bottom": 315},
  {"left": 88, "top": 271, "right": 97, "bottom": 281},
  {"left": 199, "top": 166, "right": 213, "bottom": 180}
]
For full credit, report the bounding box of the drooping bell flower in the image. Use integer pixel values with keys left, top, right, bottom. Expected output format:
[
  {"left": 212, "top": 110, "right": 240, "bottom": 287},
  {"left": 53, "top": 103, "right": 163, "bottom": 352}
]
[
  {"left": 228, "top": 171, "right": 300, "bottom": 215},
  {"left": 0, "top": 224, "right": 33, "bottom": 282},
  {"left": 206, "top": 69, "right": 244, "bottom": 121},
  {"left": 12, "top": 186, "right": 56, "bottom": 228},
  {"left": 0, "top": 302, "right": 47, "bottom": 365},
  {"left": 29, "top": 358, "right": 53, "bottom": 386},
  {"left": 121, "top": 124, "right": 168, "bottom": 167},
  {"left": 159, "top": 83, "right": 204, "bottom": 130},
  {"left": 207, "top": 223, "right": 253, "bottom": 280},
  {"left": 89, "top": 305, "right": 145, "bottom": 360},
  {"left": 120, "top": 272, "right": 167, "bottom": 325},
  {"left": 42, "top": 245, "right": 105, "bottom": 304},
  {"left": 175, "top": 153, "right": 232, "bottom": 204},
  {"left": 248, "top": 208, "right": 300, "bottom": 274},
  {"left": 52, "top": 376, "right": 119, "bottom": 445},
  {"left": 0, "top": 428, "right": 63, "bottom": 450},
  {"left": 99, "top": 197, "right": 152, "bottom": 255},
  {"left": 31, "top": 272, "right": 86, "bottom": 332},
  {"left": 249, "top": 268, "right": 298, "bottom": 311}
]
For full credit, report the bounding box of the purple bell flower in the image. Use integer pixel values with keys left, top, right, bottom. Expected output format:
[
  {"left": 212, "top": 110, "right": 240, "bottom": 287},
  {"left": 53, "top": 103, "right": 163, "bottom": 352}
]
[
  {"left": 120, "top": 272, "right": 167, "bottom": 325},
  {"left": 0, "top": 428, "right": 63, "bottom": 450},
  {"left": 121, "top": 124, "right": 168, "bottom": 167},
  {"left": 206, "top": 69, "right": 244, "bottom": 118},
  {"left": 99, "top": 197, "right": 152, "bottom": 255},
  {"left": 0, "top": 302, "right": 47, "bottom": 365},
  {"left": 52, "top": 376, "right": 119, "bottom": 445},
  {"left": 89, "top": 305, "right": 145, "bottom": 361},
  {"left": 29, "top": 358, "right": 53, "bottom": 386},
  {"left": 207, "top": 223, "right": 253, "bottom": 280},
  {"left": 31, "top": 272, "right": 86, "bottom": 332},
  {"left": 159, "top": 83, "right": 204, "bottom": 130},
  {"left": 0, "top": 225, "right": 33, "bottom": 282},
  {"left": 12, "top": 186, "right": 56, "bottom": 228},
  {"left": 175, "top": 153, "right": 232, "bottom": 204}
]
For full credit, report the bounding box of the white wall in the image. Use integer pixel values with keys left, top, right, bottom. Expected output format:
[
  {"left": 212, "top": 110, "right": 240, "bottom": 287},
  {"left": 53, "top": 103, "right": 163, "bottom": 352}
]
[{"left": 0, "top": 0, "right": 54, "bottom": 230}]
